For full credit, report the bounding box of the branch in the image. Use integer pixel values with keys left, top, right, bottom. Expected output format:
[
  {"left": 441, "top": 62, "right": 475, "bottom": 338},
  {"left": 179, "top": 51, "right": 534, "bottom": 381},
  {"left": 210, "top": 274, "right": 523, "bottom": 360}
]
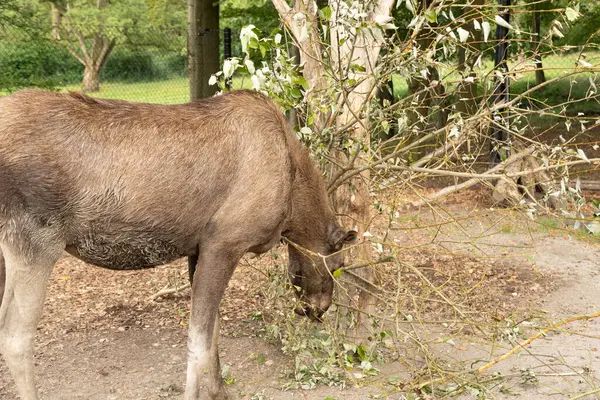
[
  {"left": 149, "top": 283, "right": 191, "bottom": 301},
  {"left": 97, "top": 38, "right": 115, "bottom": 69},
  {"left": 343, "top": 256, "right": 394, "bottom": 271},
  {"left": 271, "top": 0, "right": 293, "bottom": 29},
  {"left": 378, "top": 158, "right": 600, "bottom": 180},
  {"left": 477, "top": 311, "right": 600, "bottom": 375},
  {"left": 64, "top": 44, "right": 86, "bottom": 65},
  {"left": 410, "top": 147, "right": 536, "bottom": 207},
  {"left": 76, "top": 29, "right": 92, "bottom": 65}
]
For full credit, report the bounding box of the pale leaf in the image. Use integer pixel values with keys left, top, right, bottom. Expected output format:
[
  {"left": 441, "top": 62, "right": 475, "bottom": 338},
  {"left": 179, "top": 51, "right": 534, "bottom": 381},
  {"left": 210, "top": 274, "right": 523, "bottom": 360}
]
[
  {"left": 565, "top": 7, "right": 580, "bottom": 21},
  {"left": 244, "top": 59, "right": 255, "bottom": 74},
  {"left": 577, "top": 149, "right": 590, "bottom": 163},
  {"left": 495, "top": 15, "right": 513, "bottom": 30},
  {"left": 457, "top": 27, "right": 469, "bottom": 43},
  {"left": 552, "top": 26, "right": 564, "bottom": 38},
  {"left": 482, "top": 21, "right": 491, "bottom": 42}
]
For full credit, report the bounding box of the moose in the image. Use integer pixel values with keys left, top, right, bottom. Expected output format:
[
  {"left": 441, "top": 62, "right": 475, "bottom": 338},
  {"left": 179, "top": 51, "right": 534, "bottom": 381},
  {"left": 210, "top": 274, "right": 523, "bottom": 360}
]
[{"left": 0, "top": 89, "right": 357, "bottom": 399}]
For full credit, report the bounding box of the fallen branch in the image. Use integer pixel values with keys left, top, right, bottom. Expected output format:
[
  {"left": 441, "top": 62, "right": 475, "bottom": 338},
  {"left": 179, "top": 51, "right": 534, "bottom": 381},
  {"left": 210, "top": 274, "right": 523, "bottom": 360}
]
[
  {"left": 477, "top": 310, "right": 600, "bottom": 375},
  {"left": 374, "top": 157, "right": 600, "bottom": 180},
  {"left": 149, "top": 283, "right": 191, "bottom": 301},
  {"left": 411, "top": 146, "right": 536, "bottom": 207},
  {"left": 571, "top": 387, "right": 600, "bottom": 400}
]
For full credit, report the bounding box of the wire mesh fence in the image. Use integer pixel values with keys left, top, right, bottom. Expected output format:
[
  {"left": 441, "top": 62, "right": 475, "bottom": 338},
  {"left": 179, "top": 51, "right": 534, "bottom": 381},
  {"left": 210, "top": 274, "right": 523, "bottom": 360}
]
[
  {"left": 0, "top": 24, "right": 239, "bottom": 104},
  {"left": 0, "top": 21, "right": 597, "bottom": 115}
]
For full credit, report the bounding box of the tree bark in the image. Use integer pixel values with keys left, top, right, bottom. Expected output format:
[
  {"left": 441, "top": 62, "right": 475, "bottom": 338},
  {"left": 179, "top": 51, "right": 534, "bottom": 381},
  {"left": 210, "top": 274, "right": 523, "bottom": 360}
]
[
  {"left": 273, "top": 0, "right": 395, "bottom": 341},
  {"left": 83, "top": 65, "right": 101, "bottom": 92},
  {"left": 531, "top": 7, "right": 546, "bottom": 85},
  {"left": 80, "top": 34, "right": 114, "bottom": 92},
  {"left": 406, "top": 0, "right": 440, "bottom": 130},
  {"left": 327, "top": 0, "right": 395, "bottom": 342},
  {"left": 273, "top": 0, "right": 328, "bottom": 131},
  {"left": 51, "top": 0, "right": 114, "bottom": 92},
  {"left": 50, "top": 3, "right": 61, "bottom": 40},
  {"left": 188, "top": 0, "right": 220, "bottom": 100},
  {"left": 456, "top": 0, "right": 483, "bottom": 117}
]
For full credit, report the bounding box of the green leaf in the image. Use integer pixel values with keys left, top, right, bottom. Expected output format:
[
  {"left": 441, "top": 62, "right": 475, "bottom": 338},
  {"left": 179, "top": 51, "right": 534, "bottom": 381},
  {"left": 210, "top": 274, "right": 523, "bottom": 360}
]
[
  {"left": 357, "top": 345, "right": 367, "bottom": 361},
  {"left": 290, "top": 87, "right": 302, "bottom": 99},
  {"left": 333, "top": 269, "right": 343, "bottom": 278},
  {"left": 320, "top": 6, "right": 332, "bottom": 21},
  {"left": 293, "top": 76, "right": 309, "bottom": 90},
  {"left": 259, "top": 43, "right": 268, "bottom": 58},
  {"left": 248, "top": 37, "right": 259, "bottom": 50},
  {"left": 424, "top": 10, "right": 437, "bottom": 23},
  {"left": 351, "top": 63, "right": 366, "bottom": 73}
]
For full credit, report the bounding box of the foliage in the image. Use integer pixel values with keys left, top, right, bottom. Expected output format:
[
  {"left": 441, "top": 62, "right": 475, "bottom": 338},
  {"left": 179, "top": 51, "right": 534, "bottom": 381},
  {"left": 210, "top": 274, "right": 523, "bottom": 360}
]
[
  {"left": 102, "top": 49, "right": 186, "bottom": 82},
  {"left": 557, "top": 0, "right": 600, "bottom": 45},
  {"left": 208, "top": 0, "right": 600, "bottom": 393},
  {"left": 0, "top": 36, "right": 80, "bottom": 91},
  {"left": 221, "top": 0, "right": 281, "bottom": 60},
  {"left": 261, "top": 256, "right": 388, "bottom": 389},
  {"left": 0, "top": 0, "right": 47, "bottom": 32},
  {"left": 47, "top": 0, "right": 185, "bottom": 47}
]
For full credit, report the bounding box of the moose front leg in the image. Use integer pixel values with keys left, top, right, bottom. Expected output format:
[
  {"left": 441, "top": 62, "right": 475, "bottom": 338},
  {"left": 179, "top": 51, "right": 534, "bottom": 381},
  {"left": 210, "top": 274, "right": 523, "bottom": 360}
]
[
  {"left": 188, "top": 247, "right": 199, "bottom": 284},
  {"left": 184, "top": 243, "right": 239, "bottom": 400}
]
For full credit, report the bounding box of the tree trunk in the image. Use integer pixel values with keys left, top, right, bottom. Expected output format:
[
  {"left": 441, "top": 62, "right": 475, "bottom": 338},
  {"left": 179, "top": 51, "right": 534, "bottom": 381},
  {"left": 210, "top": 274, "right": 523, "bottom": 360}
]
[
  {"left": 188, "top": 0, "right": 220, "bottom": 100},
  {"left": 531, "top": 7, "right": 546, "bottom": 85},
  {"left": 456, "top": 0, "right": 483, "bottom": 117},
  {"left": 79, "top": 35, "right": 113, "bottom": 92},
  {"left": 273, "top": 0, "right": 395, "bottom": 342},
  {"left": 83, "top": 64, "right": 101, "bottom": 92},
  {"left": 50, "top": 3, "right": 61, "bottom": 40},
  {"left": 50, "top": 0, "right": 114, "bottom": 92},
  {"left": 406, "top": 0, "right": 438, "bottom": 130},
  {"left": 327, "top": 0, "right": 395, "bottom": 342},
  {"left": 287, "top": 43, "right": 303, "bottom": 129}
]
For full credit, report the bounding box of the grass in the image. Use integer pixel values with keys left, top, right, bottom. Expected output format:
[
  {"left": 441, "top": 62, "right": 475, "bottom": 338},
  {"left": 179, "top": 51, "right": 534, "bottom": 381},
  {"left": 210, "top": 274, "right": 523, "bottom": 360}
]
[
  {"left": 6, "top": 76, "right": 253, "bottom": 105},
  {"left": 59, "top": 77, "right": 191, "bottom": 104},
  {"left": 391, "top": 50, "right": 600, "bottom": 117}
]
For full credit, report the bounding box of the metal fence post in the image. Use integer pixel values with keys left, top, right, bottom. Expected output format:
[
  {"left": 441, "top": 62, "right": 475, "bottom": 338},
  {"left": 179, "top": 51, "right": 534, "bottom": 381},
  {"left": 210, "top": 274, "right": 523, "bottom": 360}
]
[
  {"left": 223, "top": 27, "right": 232, "bottom": 90},
  {"left": 490, "top": 0, "right": 511, "bottom": 166}
]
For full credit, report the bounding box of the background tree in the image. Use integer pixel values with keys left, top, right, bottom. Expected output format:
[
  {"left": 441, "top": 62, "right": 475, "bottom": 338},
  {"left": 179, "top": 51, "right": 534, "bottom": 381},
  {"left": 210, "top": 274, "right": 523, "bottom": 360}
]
[
  {"left": 48, "top": 0, "right": 184, "bottom": 92},
  {"left": 270, "top": 0, "right": 396, "bottom": 340},
  {"left": 188, "top": 0, "right": 219, "bottom": 99}
]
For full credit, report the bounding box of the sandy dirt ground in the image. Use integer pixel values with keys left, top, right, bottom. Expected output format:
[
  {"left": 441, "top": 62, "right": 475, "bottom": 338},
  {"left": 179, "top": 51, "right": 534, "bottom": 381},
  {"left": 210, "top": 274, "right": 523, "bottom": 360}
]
[{"left": 1, "top": 188, "right": 600, "bottom": 400}]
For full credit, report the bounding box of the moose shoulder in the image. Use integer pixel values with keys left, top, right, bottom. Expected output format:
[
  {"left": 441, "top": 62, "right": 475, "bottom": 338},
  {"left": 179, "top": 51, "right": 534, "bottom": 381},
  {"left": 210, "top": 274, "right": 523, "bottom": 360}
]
[{"left": 0, "top": 89, "right": 357, "bottom": 400}]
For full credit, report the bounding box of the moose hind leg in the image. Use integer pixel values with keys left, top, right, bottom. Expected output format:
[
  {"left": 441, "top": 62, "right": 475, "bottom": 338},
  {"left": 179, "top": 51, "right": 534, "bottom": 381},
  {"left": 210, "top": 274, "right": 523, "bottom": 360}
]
[
  {"left": 0, "top": 247, "right": 5, "bottom": 308},
  {"left": 0, "top": 243, "right": 63, "bottom": 400}
]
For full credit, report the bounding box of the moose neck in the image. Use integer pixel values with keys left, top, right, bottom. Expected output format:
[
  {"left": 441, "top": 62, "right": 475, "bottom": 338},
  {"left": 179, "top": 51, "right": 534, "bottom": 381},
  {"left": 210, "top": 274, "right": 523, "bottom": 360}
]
[{"left": 283, "top": 148, "right": 337, "bottom": 248}]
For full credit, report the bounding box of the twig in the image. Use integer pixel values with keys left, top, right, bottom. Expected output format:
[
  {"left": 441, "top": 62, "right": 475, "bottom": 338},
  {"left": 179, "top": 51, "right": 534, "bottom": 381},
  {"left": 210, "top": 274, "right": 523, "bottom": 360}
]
[
  {"left": 571, "top": 388, "right": 600, "bottom": 400},
  {"left": 477, "top": 311, "right": 600, "bottom": 375},
  {"left": 149, "top": 283, "right": 191, "bottom": 301},
  {"left": 343, "top": 256, "right": 394, "bottom": 271}
]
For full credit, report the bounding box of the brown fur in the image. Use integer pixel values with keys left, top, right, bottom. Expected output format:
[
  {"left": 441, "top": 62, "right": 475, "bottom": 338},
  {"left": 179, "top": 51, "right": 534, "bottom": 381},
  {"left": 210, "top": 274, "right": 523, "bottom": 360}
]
[{"left": 0, "top": 89, "right": 356, "bottom": 399}]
